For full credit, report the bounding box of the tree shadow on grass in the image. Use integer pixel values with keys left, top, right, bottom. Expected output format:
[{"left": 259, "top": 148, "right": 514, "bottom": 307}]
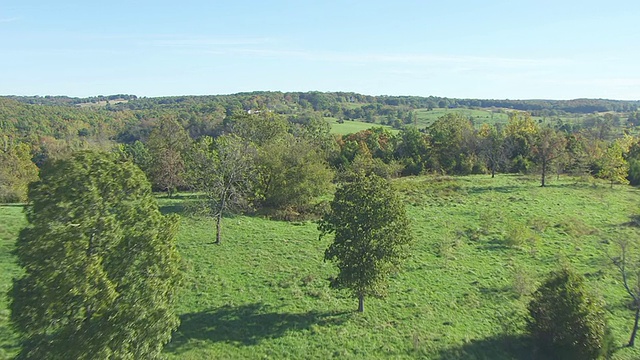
[
  {"left": 466, "top": 185, "right": 522, "bottom": 195},
  {"left": 158, "top": 204, "right": 185, "bottom": 215},
  {"left": 620, "top": 214, "right": 640, "bottom": 228},
  {"left": 0, "top": 322, "right": 20, "bottom": 358},
  {"left": 437, "top": 334, "right": 534, "bottom": 360},
  {"left": 165, "top": 303, "right": 350, "bottom": 353},
  {"left": 477, "top": 237, "right": 510, "bottom": 252}
]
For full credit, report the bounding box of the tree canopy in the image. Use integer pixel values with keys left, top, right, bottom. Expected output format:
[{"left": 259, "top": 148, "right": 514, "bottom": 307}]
[
  {"left": 319, "top": 173, "right": 413, "bottom": 312},
  {"left": 10, "top": 151, "right": 181, "bottom": 359}
]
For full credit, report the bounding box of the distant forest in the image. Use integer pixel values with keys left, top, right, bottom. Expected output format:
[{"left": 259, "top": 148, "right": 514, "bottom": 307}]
[{"left": 5, "top": 91, "right": 640, "bottom": 114}]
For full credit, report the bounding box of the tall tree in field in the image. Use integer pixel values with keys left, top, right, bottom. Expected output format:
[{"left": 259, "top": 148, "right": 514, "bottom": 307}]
[
  {"left": 527, "top": 268, "right": 611, "bottom": 359},
  {"left": 187, "top": 134, "right": 258, "bottom": 244},
  {"left": 9, "top": 151, "right": 181, "bottom": 359},
  {"left": 599, "top": 140, "right": 629, "bottom": 188},
  {"left": 319, "top": 173, "right": 413, "bottom": 312},
  {"left": 147, "top": 116, "right": 190, "bottom": 197},
  {"left": 530, "top": 127, "right": 567, "bottom": 187},
  {"left": 478, "top": 123, "right": 505, "bottom": 178}
]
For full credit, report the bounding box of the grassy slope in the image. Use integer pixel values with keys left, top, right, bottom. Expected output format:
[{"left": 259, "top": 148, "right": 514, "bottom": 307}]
[
  {"left": 414, "top": 108, "right": 511, "bottom": 128},
  {"left": 414, "top": 108, "right": 602, "bottom": 129},
  {"left": 327, "top": 117, "right": 397, "bottom": 135},
  {"left": 2, "top": 175, "right": 640, "bottom": 359}
]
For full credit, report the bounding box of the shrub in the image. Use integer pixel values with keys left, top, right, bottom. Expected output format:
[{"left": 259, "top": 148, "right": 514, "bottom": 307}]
[
  {"left": 504, "top": 221, "right": 537, "bottom": 248},
  {"left": 527, "top": 268, "right": 613, "bottom": 360}
]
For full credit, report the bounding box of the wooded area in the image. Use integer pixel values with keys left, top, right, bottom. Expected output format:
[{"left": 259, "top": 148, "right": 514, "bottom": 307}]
[{"left": 3, "top": 92, "right": 640, "bottom": 206}]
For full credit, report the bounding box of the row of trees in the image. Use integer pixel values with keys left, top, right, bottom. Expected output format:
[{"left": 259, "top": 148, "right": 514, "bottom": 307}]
[
  {"left": 115, "top": 111, "right": 336, "bottom": 243},
  {"left": 4, "top": 108, "right": 639, "bottom": 205},
  {"left": 336, "top": 112, "right": 635, "bottom": 188}
]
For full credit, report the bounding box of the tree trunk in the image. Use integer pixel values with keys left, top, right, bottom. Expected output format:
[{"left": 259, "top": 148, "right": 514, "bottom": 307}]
[
  {"left": 491, "top": 164, "right": 495, "bottom": 178},
  {"left": 358, "top": 294, "right": 364, "bottom": 313},
  {"left": 629, "top": 307, "right": 640, "bottom": 347},
  {"left": 541, "top": 161, "right": 546, "bottom": 187},
  {"left": 215, "top": 196, "right": 226, "bottom": 245},
  {"left": 215, "top": 213, "right": 222, "bottom": 245}
]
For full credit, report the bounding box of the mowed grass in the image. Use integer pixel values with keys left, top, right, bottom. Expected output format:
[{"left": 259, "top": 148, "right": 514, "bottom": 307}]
[{"left": 2, "top": 175, "right": 640, "bottom": 358}]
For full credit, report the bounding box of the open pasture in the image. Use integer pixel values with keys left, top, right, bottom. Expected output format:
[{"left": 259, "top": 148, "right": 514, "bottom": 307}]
[{"left": 2, "top": 174, "right": 640, "bottom": 359}]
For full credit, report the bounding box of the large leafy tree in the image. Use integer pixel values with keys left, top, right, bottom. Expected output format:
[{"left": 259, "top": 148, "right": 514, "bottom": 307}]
[
  {"left": 427, "top": 113, "right": 477, "bottom": 174},
  {"left": 10, "top": 151, "right": 181, "bottom": 359},
  {"left": 504, "top": 112, "right": 539, "bottom": 173},
  {"left": 224, "top": 110, "right": 289, "bottom": 146},
  {"left": 599, "top": 139, "right": 630, "bottom": 188},
  {"left": 319, "top": 173, "right": 413, "bottom": 312},
  {"left": 258, "top": 135, "right": 334, "bottom": 211},
  {"left": 530, "top": 127, "right": 567, "bottom": 187},
  {"left": 187, "top": 134, "right": 258, "bottom": 244}
]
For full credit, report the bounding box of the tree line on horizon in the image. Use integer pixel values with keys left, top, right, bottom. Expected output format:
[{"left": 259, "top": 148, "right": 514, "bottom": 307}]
[{"left": 5, "top": 91, "right": 640, "bottom": 114}]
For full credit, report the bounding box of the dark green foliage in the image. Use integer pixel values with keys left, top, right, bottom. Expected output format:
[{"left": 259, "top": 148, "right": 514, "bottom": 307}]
[
  {"left": 527, "top": 268, "right": 612, "bottom": 359},
  {"left": 427, "top": 113, "right": 478, "bottom": 175},
  {"left": 628, "top": 159, "right": 640, "bottom": 186},
  {"left": 119, "top": 140, "right": 152, "bottom": 175},
  {"left": 395, "top": 126, "right": 429, "bottom": 175},
  {"left": 10, "top": 151, "right": 181, "bottom": 359},
  {"left": 319, "top": 173, "right": 413, "bottom": 312}
]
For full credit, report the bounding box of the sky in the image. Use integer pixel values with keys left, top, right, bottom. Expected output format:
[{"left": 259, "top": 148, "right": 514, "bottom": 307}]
[{"left": 1, "top": 0, "right": 639, "bottom": 100}]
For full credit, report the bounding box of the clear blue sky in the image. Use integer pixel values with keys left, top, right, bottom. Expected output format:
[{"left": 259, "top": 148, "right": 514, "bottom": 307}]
[{"left": 1, "top": 0, "right": 639, "bottom": 100}]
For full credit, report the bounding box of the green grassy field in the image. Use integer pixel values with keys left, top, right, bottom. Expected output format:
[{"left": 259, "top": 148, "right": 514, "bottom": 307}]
[
  {"left": 327, "top": 117, "right": 397, "bottom": 135},
  {"left": 414, "top": 108, "right": 511, "bottom": 128},
  {"left": 413, "top": 108, "right": 618, "bottom": 129},
  {"left": 3, "top": 175, "right": 640, "bottom": 359}
]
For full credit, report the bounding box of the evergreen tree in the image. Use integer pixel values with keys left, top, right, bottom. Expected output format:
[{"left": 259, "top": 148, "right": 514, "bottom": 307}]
[
  {"left": 527, "top": 268, "right": 612, "bottom": 359},
  {"left": 10, "top": 151, "right": 181, "bottom": 359}
]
